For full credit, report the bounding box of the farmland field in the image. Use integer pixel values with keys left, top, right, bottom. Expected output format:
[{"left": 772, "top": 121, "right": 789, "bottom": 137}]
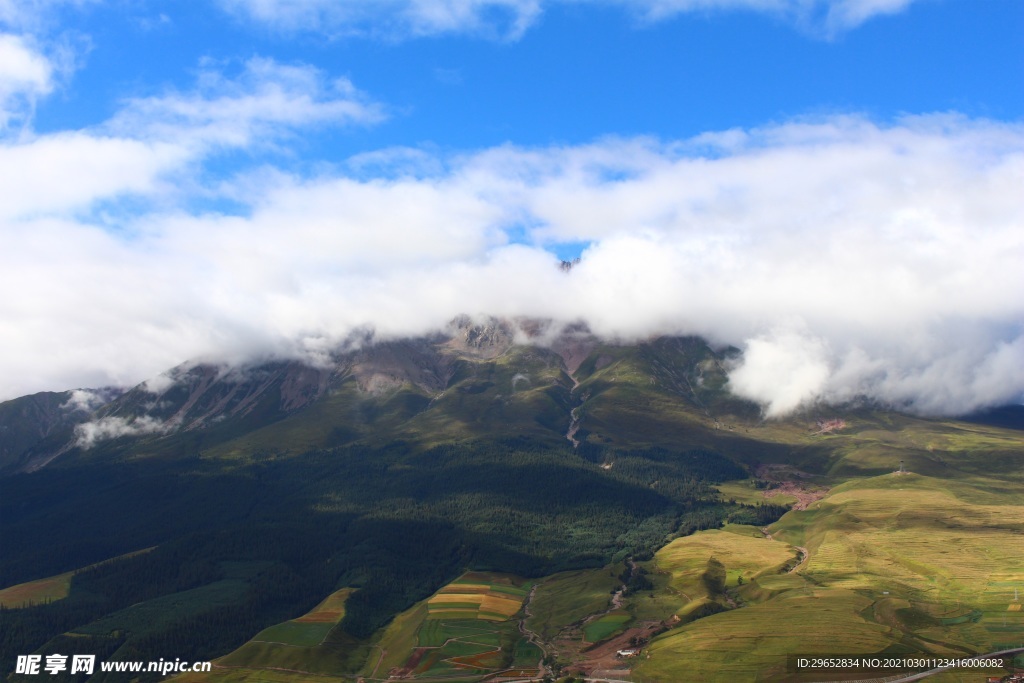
[
  {"left": 0, "top": 572, "right": 73, "bottom": 609},
  {"left": 653, "top": 524, "right": 800, "bottom": 606},
  {"left": 582, "top": 610, "right": 632, "bottom": 643},
  {"left": 367, "top": 572, "right": 538, "bottom": 680},
  {"left": 526, "top": 565, "right": 622, "bottom": 639},
  {"left": 173, "top": 588, "right": 359, "bottom": 682},
  {"left": 632, "top": 471, "right": 1024, "bottom": 681}
]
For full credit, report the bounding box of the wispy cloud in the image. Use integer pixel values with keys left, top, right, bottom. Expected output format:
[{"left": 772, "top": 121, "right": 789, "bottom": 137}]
[
  {"left": 108, "top": 57, "right": 385, "bottom": 149},
  {"left": 0, "top": 57, "right": 384, "bottom": 222},
  {"left": 0, "top": 0, "right": 96, "bottom": 31},
  {"left": 219, "top": 0, "right": 928, "bottom": 39},
  {"left": 74, "top": 415, "right": 171, "bottom": 449},
  {"left": 220, "top": 0, "right": 542, "bottom": 40},
  {"left": 0, "top": 33, "right": 53, "bottom": 130}
]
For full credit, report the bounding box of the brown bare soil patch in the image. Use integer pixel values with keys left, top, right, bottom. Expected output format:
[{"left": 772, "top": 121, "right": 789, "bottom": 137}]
[
  {"left": 564, "top": 621, "right": 666, "bottom": 677},
  {"left": 763, "top": 481, "right": 828, "bottom": 510},
  {"left": 294, "top": 611, "right": 342, "bottom": 623},
  {"left": 389, "top": 647, "right": 429, "bottom": 679}
]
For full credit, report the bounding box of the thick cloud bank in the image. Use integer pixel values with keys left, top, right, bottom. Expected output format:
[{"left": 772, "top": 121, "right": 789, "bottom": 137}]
[{"left": 1, "top": 82, "right": 1022, "bottom": 416}]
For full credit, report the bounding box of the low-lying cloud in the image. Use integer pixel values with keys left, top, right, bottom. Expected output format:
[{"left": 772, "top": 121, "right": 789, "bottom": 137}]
[
  {"left": 74, "top": 416, "right": 171, "bottom": 449},
  {"left": 0, "top": 49, "right": 1021, "bottom": 418}
]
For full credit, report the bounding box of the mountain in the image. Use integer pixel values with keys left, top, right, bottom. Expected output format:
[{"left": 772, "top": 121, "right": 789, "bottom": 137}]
[
  {"left": 1, "top": 317, "right": 759, "bottom": 473},
  {"left": 2, "top": 319, "right": 1022, "bottom": 682},
  {"left": 0, "top": 387, "right": 123, "bottom": 474}
]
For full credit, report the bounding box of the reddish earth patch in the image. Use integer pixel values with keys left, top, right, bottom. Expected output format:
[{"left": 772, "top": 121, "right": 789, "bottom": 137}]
[
  {"left": 484, "top": 669, "right": 539, "bottom": 681},
  {"left": 763, "top": 481, "right": 828, "bottom": 511},
  {"left": 568, "top": 620, "right": 666, "bottom": 677},
  {"left": 451, "top": 649, "right": 503, "bottom": 670},
  {"left": 294, "top": 610, "right": 342, "bottom": 623},
  {"left": 389, "top": 647, "right": 429, "bottom": 678}
]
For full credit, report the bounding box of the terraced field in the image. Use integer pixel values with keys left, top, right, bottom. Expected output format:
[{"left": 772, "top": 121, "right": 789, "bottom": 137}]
[
  {"left": 426, "top": 573, "right": 529, "bottom": 621},
  {"left": 633, "top": 472, "right": 1024, "bottom": 682},
  {"left": 654, "top": 524, "right": 800, "bottom": 605},
  {"left": 368, "top": 572, "right": 539, "bottom": 681},
  {"left": 173, "top": 588, "right": 360, "bottom": 683}
]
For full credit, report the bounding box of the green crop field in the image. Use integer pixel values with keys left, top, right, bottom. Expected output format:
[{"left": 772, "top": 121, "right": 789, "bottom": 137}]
[
  {"left": 716, "top": 480, "right": 799, "bottom": 507},
  {"left": 582, "top": 610, "right": 632, "bottom": 643},
  {"left": 527, "top": 565, "right": 622, "bottom": 639},
  {"left": 363, "top": 572, "right": 538, "bottom": 681},
  {"left": 173, "top": 588, "right": 361, "bottom": 682},
  {"left": 249, "top": 621, "right": 334, "bottom": 647}
]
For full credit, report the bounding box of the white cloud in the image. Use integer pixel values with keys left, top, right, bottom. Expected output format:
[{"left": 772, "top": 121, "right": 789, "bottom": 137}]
[
  {"left": 108, "top": 57, "right": 384, "bottom": 149},
  {"left": 0, "top": 58, "right": 383, "bottom": 222},
  {"left": 61, "top": 388, "right": 107, "bottom": 412},
  {"left": 74, "top": 415, "right": 171, "bottom": 449},
  {"left": 613, "top": 0, "right": 922, "bottom": 31},
  {"left": 221, "top": 0, "right": 542, "bottom": 39},
  {"left": 726, "top": 327, "right": 831, "bottom": 417},
  {"left": 1, "top": 114, "right": 1022, "bottom": 418},
  {"left": 823, "top": 0, "right": 917, "bottom": 31},
  {"left": 219, "top": 0, "right": 927, "bottom": 38},
  {"left": 0, "top": 0, "right": 95, "bottom": 30},
  {"left": 0, "top": 33, "right": 53, "bottom": 129}
]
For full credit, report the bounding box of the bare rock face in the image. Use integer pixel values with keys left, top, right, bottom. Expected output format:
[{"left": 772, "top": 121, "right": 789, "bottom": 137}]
[
  {"left": 445, "top": 315, "right": 516, "bottom": 359},
  {"left": 347, "top": 339, "right": 452, "bottom": 396},
  {"left": 549, "top": 323, "right": 598, "bottom": 375},
  {"left": 99, "top": 360, "right": 335, "bottom": 433}
]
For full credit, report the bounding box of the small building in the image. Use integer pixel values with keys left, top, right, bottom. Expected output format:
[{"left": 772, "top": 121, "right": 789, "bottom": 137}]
[{"left": 616, "top": 649, "right": 641, "bottom": 658}]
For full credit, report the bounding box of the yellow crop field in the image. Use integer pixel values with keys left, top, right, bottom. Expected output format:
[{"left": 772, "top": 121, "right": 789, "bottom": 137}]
[
  {"left": 654, "top": 525, "right": 799, "bottom": 605},
  {"left": 431, "top": 593, "right": 484, "bottom": 604},
  {"left": 294, "top": 588, "right": 351, "bottom": 623},
  {"left": 479, "top": 595, "right": 523, "bottom": 616},
  {"left": 0, "top": 547, "right": 155, "bottom": 609},
  {"left": 438, "top": 583, "right": 491, "bottom": 593},
  {"left": 632, "top": 473, "right": 1024, "bottom": 681},
  {"left": 425, "top": 572, "right": 529, "bottom": 621},
  {"left": 0, "top": 572, "right": 73, "bottom": 608},
  {"left": 638, "top": 588, "right": 895, "bottom": 681}
]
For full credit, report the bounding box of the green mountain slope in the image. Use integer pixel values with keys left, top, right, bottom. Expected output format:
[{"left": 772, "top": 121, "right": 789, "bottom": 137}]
[{"left": 1, "top": 325, "right": 1022, "bottom": 683}]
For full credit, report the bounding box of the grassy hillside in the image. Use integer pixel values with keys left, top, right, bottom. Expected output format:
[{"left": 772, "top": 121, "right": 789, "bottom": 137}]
[
  {"left": 0, "top": 572, "right": 74, "bottom": 609},
  {"left": 3, "top": 335, "right": 1023, "bottom": 683},
  {"left": 632, "top": 472, "right": 1024, "bottom": 682},
  {"left": 171, "top": 588, "right": 365, "bottom": 683}
]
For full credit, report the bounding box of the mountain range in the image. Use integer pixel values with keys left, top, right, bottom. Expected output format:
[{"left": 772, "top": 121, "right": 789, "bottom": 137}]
[{"left": 2, "top": 318, "right": 1022, "bottom": 682}]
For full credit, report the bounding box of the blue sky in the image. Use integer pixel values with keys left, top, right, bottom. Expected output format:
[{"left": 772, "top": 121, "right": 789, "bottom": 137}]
[
  {"left": 33, "top": 1, "right": 1024, "bottom": 154},
  {"left": 1, "top": 0, "right": 1023, "bottom": 417}
]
